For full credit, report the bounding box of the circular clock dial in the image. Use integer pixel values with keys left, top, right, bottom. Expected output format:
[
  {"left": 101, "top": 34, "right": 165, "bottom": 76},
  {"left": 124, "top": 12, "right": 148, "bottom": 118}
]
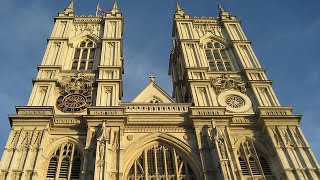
[
  {"left": 63, "top": 94, "right": 86, "bottom": 108},
  {"left": 56, "top": 91, "right": 92, "bottom": 113}
]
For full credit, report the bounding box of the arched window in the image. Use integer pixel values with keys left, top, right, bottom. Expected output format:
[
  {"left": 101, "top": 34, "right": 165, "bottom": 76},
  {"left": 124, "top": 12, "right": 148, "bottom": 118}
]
[
  {"left": 204, "top": 41, "right": 234, "bottom": 71},
  {"left": 237, "top": 140, "right": 274, "bottom": 178},
  {"left": 126, "top": 144, "right": 196, "bottom": 180},
  {"left": 71, "top": 39, "right": 96, "bottom": 70},
  {"left": 46, "top": 143, "right": 82, "bottom": 180}
]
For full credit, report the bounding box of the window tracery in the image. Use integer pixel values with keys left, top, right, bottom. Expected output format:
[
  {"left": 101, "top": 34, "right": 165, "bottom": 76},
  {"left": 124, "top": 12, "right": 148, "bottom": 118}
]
[
  {"left": 127, "top": 144, "right": 196, "bottom": 180},
  {"left": 71, "top": 39, "right": 96, "bottom": 70},
  {"left": 46, "top": 143, "right": 82, "bottom": 180},
  {"left": 204, "top": 41, "right": 233, "bottom": 71},
  {"left": 237, "top": 140, "right": 273, "bottom": 178}
]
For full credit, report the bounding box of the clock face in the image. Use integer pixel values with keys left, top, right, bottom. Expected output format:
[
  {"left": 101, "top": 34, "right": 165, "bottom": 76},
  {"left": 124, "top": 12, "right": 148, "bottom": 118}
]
[{"left": 56, "top": 90, "right": 92, "bottom": 112}]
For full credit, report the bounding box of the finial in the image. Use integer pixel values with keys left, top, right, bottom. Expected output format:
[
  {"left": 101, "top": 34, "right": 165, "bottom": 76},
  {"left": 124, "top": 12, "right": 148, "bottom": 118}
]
[
  {"left": 217, "top": 2, "right": 225, "bottom": 13},
  {"left": 176, "top": 2, "right": 182, "bottom": 12},
  {"left": 109, "top": 0, "right": 120, "bottom": 14},
  {"left": 149, "top": 75, "right": 155, "bottom": 83}
]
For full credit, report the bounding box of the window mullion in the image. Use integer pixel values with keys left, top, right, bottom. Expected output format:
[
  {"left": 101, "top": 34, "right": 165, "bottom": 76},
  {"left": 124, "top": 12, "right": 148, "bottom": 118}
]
[
  {"left": 163, "top": 148, "right": 168, "bottom": 180},
  {"left": 251, "top": 143, "right": 264, "bottom": 176},
  {"left": 67, "top": 144, "right": 75, "bottom": 180},
  {"left": 144, "top": 150, "right": 148, "bottom": 180},
  {"left": 134, "top": 161, "right": 137, "bottom": 180},
  {"left": 172, "top": 148, "right": 180, "bottom": 179},
  {"left": 55, "top": 146, "right": 63, "bottom": 180},
  {"left": 154, "top": 146, "right": 158, "bottom": 179}
]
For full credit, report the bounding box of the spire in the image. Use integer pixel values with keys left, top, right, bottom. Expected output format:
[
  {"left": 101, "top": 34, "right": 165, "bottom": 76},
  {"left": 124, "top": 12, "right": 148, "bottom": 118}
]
[
  {"left": 175, "top": 2, "right": 185, "bottom": 15},
  {"left": 109, "top": 0, "right": 120, "bottom": 14}
]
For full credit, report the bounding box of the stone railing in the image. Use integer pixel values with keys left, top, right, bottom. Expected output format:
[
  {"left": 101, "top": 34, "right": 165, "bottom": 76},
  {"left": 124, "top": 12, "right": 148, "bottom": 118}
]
[{"left": 122, "top": 103, "right": 190, "bottom": 114}]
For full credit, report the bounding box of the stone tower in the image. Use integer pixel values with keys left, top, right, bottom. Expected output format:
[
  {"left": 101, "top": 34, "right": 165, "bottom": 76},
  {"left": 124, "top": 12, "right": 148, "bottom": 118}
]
[{"left": 0, "top": 2, "right": 319, "bottom": 180}]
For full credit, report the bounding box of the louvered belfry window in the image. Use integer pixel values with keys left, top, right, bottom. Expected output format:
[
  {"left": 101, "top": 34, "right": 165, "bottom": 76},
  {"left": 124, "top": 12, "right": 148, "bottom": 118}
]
[
  {"left": 237, "top": 140, "right": 273, "bottom": 178},
  {"left": 46, "top": 143, "right": 82, "bottom": 180},
  {"left": 126, "top": 144, "right": 196, "bottom": 180},
  {"left": 71, "top": 39, "right": 96, "bottom": 70}
]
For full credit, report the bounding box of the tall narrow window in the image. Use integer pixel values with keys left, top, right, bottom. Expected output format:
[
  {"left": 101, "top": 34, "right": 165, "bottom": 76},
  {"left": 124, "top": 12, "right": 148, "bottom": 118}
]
[
  {"left": 127, "top": 144, "right": 196, "bottom": 180},
  {"left": 237, "top": 140, "right": 273, "bottom": 178},
  {"left": 71, "top": 39, "right": 96, "bottom": 70},
  {"left": 204, "top": 40, "right": 234, "bottom": 71},
  {"left": 45, "top": 143, "right": 82, "bottom": 180}
]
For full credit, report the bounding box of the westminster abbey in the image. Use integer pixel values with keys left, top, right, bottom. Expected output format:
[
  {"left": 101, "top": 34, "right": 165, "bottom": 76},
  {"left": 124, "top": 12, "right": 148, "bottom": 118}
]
[{"left": 0, "top": 1, "right": 319, "bottom": 180}]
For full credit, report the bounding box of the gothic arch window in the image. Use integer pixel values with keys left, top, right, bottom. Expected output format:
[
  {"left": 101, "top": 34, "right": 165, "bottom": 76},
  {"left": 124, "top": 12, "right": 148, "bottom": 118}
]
[
  {"left": 126, "top": 144, "right": 196, "bottom": 180},
  {"left": 71, "top": 39, "right": 96, "bottom": 70},
  {"left": 237, "top": 140, "right": 273, "bottom": 178},
  {"left": 46, "top": 142, "right": 82, "bottom": 180},
  {"left": 204, "top": 40, "right": 234, "bottom": 71}
]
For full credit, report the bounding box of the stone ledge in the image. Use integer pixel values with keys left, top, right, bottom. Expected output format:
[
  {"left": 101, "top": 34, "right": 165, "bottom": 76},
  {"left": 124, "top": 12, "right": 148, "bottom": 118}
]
[
  {"left": 16, "top": 106, "right": 54, "bottom": 115},
  {"left": 258, "top": 107, "right": 293, "bottom": 116},
  {"left": 189, "top": 107, "right": 226, "bottom": 116}
]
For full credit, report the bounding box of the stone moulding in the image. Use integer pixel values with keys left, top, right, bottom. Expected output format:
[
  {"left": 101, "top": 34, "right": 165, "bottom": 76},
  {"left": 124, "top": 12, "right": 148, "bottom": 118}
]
[
  {"left": 258, "top": 107, "right": 293, "bottom": 116},
  {"left": 87, "top": 107, "right": 125, "bottom": 116},
  {"left": 189, "top": 107, "right": 226, "bottom": 116},
  {"left": 16, "top": 106, "right": 54, "bottom": 115}
]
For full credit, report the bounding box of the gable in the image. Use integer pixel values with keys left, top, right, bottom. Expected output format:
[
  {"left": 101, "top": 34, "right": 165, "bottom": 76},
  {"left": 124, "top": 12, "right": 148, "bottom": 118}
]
[{"left": 132, "top": 82, "right": 175, "bottom": 103}]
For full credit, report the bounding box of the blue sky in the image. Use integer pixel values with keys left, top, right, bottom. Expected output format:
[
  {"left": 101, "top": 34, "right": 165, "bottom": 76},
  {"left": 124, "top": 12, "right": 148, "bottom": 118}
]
[{"left": 0, "top": 0, "right": 319, "bottom": 161}]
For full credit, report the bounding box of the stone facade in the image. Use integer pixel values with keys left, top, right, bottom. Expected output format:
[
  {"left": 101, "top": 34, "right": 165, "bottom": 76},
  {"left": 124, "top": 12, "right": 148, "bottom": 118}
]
[{"left": 0, "top": 2, "right": 319, "bottom": 180}]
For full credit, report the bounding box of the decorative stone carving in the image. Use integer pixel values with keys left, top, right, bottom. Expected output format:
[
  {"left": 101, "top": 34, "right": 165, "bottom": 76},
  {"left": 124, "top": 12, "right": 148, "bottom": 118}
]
[
  {"left": 54, "top": 118, "right": 82, "bottom": 125},
  {"left": 19, "top": 131, "right": 32, "bottom": 151},
  {"left": 56, "top": 72, "right": 94, "bottom": 112},
  {"left": 211, "top": 74, "right": 246, "bottom": 95},
  {"left": 8, "top": 131, "right": 21, "bottom": 151},
  {"left": 127, "top": 135, "right": 133, "bottom": 141}
]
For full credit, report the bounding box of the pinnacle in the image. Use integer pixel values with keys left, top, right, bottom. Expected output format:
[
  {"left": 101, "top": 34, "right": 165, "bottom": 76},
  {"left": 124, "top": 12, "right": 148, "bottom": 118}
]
[
  {"left": 62, "top": 0, "right": 74, "bottom": 14},
  {"left": 67, "top": 1, "right": 74, "bottom": 10},
  {"left": 217, "top": 3, "right": 225, "bottom": 13},
  {"left": 112, "top": 0, "right": 119, "bottom": 10},
  {"left": 176, "top": 2, "right": 182, "bottom": 12},
  {"left": 109, "top": 0, "right": 120, "bottom": 14},
  {"left": 175, "top": 2, "right": 185, "bottom": 15}
]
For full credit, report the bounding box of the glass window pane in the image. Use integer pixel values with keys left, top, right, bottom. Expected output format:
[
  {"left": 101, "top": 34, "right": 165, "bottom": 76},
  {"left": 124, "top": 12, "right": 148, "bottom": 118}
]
[
  {"left": 205, "top": 50, "right": 213, "bottom": 59},
  {"left": 81, "top": 49, "right": 88, "bottom": 59},
  {"left": 79, "top": 61, "right": 86, "bottom": 70},
  {"left": 225, "top": 62, "right": 233, "bottom": 71},
  {"left": 213, "top": 50, "right": 221, "bottom": 60},
  {"left": 156, "top": 149, "right": 164, "bottom": 175},
  {"left": 217, "top": 62, "right": 225, "bottom": 71},
  {"left": 71, "top": 61, "right": 78, "bottom": 70},
  {"left": 80, "top": 42, "right": 86, "bottom": 47},
  {"left": 89, "top": 49, "right": 95, "bottom": 59},
  {"left": 214, "top": 42, "right": 221, "bottom": 48},
  {"left": 220, "top": 49, "right": 229, "bottom": 59},
  {"left": 207, "top": 42, "right": 213, "bottom": 48},
  {"left": 147, "top": 150, "right": 155, "bottom": 175},
  {"left": 87, "top": 41, "right": 93, "bottom": 47},
  {"left": 74, "top": 49, "right": 80, "bottom": 59},
  {"left": 87, "top": 61, "right": 93, "bottom": 70},
  {"left": 165, "top": 150, "right": 174, "bottom": 175},
  {"left": 209, "top": 62, "right": 216, "bottom": 71}
]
